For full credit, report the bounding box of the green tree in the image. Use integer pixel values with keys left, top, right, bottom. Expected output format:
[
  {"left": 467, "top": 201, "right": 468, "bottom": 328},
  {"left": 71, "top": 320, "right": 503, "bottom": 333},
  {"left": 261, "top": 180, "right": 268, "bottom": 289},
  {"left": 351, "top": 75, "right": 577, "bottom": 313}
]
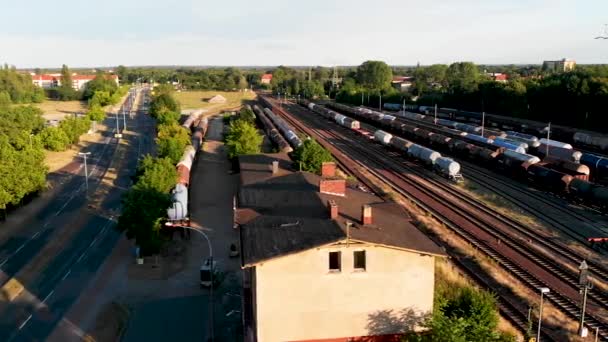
[
  {"left": 134, "top": 155, "right": 178, "bottom": 194},
  {"left": 155, "top": 109, "right": 181, "bottom": 126},
  {"left": 83, "top": 72, "right": 119, "bottom": 100},
  {"left": 157, "top": 123, "right": 191, "bottom": 147},
  {"left": 445, "top": 62, "right": 481, "bottom": 94},
  {"left": 86, "top": 104, "right": 106, "bottom": 122},
  {"left": 157, "top": 137, "right": 187, "bottom": 164},
  {"left": 292, "top": 138, "right": 333, "bottom": 173},
  {"left": 40, "top": 126, "right": 70, "bottom": 151},
  {"left": 59, "top": 116, "right": 91, "bottom": 145},
  {"left": 224, "top": 118, "right": 263, "bottom": 158},
  {"left": 150, "top": 92, "right": 180, "bottom": 119},
  {"left": 356, "top": 60, "right": 393, "bottom": 92},
  {"left": 55, "top": 64, "right": 80, "bottom": 100},
  {"left": 0, "top": 91, "right": 12, "bottom": 108}
]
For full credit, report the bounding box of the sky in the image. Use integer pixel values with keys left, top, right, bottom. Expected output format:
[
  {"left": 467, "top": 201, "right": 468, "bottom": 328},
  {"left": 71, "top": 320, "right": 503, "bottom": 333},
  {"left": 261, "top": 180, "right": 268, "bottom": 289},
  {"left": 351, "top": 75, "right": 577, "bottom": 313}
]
[{"left": 1, "top": 0, "right": 608, "bottom": 68}]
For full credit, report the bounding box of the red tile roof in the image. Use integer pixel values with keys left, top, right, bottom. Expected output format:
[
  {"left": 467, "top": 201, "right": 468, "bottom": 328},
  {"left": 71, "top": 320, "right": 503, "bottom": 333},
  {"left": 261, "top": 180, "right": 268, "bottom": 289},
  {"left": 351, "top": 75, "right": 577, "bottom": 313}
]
[
  {"left": 261, "top": 74, "right": 273, "bottom": 80},
  {"left": 31, "top": 75, "right": 58, "bottom": 81}
]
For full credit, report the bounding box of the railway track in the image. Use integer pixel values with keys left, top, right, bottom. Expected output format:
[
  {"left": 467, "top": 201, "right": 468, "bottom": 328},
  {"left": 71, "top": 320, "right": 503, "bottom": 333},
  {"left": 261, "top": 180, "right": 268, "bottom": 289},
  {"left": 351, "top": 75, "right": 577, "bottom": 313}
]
[{"left": 263, "top": 97, "right": 608, "bottom": 341}]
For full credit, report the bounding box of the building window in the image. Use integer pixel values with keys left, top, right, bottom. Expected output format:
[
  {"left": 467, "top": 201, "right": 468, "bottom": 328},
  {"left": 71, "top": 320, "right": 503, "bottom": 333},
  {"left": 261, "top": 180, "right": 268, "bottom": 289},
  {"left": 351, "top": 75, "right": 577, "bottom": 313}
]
[
  {"left": 329, "top": 251, "right": 341, "bottom": 272},
  {"left": 354, "top": 250, "right": 366, "bottom": 270}
]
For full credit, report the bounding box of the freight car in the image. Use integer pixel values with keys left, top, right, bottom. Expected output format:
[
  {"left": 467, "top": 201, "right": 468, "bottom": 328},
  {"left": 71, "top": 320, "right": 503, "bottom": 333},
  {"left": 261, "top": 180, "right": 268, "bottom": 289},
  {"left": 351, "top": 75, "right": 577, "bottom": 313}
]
[
  {"left": 191, "top": 118, "right": 208, "bottom": 151},
  {"left": 182, "top": 109, "right": 204, "bottom": 130},
  {"left": 167, "top": 184, "right": 188, "bottom": 221},
  {"left": 253, "top": 105, "right": 293, "bottom": 153},
  {"left": 263, "top": 107, "right": 303, "bottom": 148},
  {"left": 580, "top": 153, "right": 608, "bottom": 184}
]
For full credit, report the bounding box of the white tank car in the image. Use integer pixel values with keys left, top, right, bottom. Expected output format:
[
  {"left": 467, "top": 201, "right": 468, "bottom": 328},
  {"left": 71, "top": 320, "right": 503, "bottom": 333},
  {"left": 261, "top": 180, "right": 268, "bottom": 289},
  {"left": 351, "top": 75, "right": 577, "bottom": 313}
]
[
  {"left": 374, "top": 130, "right": 393, "bottom": 145},
  {"left": 538, "top": 138, "right": 572, "bottom": 149},
  {"left": 434, "top": 157, "right": 461, "bottom": 177},
  {"left": 167, "top": 184, "right": 188, "bottom": 220},
  {"left": 503, "top": 150, "right": 541, "bottom": 164}
]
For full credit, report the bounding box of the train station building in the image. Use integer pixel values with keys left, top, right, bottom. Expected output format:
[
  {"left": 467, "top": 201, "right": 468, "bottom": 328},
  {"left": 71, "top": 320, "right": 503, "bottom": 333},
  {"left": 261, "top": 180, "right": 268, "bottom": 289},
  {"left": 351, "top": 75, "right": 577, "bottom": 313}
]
[{"left": 235, "top": 154, "right": 446, "bottom": 342}]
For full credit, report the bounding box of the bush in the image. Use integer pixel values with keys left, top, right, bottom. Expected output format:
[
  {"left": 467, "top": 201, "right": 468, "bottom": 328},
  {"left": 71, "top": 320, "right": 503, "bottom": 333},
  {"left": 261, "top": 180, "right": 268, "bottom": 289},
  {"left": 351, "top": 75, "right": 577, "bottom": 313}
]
[
  {"left": 59, "top": 116, "right": 91, "bottom": 145},
  {"left": 292, "top": 138, "right": 333, "bottom": 173},
  {"left": 157, "top": 137, "right": 186, "bottom": 164},
  {"left": 40, "top": 126, "right": 70, "bottom": 151},
  {"left": 86, "top": 104, "right": 106, "bottom": 122},
  {"left": 155, "top": 109, "right": 181, "bottom": 126}
]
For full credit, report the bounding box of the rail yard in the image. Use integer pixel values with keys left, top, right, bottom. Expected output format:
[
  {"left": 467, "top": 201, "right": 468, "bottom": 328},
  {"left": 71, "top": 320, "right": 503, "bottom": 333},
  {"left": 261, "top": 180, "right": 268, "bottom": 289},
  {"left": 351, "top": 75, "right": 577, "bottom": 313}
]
[{"left": 251, "top": 94, "right": 608, "bottom": 341}]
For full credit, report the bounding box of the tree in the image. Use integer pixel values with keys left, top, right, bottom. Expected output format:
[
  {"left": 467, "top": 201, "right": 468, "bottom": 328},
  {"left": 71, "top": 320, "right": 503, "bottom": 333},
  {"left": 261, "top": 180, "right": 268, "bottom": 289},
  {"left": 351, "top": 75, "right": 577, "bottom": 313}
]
[
  {"left": 86, "top": 103, "right": 106, "bottom": 122},
  {"left": 0, "top": 91, "right": 11, "bottom": 108},
  {"left": 133, "top": 155, "right": 178, "bottom": 194},
  {"left": 150, "top": 92, "right": 180, "bottom": 119},
  {"left": 40, "top": 126, "right": 70, "bottom": 151},
  {"left": 356, "top": 61, "right": 393, "bottom": 92},
  {"left": 238, "top": 107, "right": 256, "bottom": 124},
  {"left": 83, "top": 72, "right": 119, "bottom": 100},
  {"left": 116, "top": 65, "right": 128, "bottom": 82},
  {"left": 292, "top": 138, "right": 333, "bottom": 173},
  {"left": 224, "top": 118, "right": 263, "bottom": 158},
  {"left": 157, "top": 123, "right": 191, "bottom": 147},
  {"left": 55, "top": 64, "right": 80, "bottom": 101},
  {"left": 0, "top": 66, "right": 45, "bottom": 103},
  {"left": 59, "top": 116, "right": 91, "bottom": 145},
  {"left": 445, "top": 62, "right": 481, "bottom": 94}
]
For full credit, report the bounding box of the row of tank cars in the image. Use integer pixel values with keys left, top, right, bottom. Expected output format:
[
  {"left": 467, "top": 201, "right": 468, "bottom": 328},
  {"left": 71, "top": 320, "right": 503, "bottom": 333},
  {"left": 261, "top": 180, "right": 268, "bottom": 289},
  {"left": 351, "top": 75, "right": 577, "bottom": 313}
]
[
  {"left": 251, "top": 105, "right": 296, "bottom": 153},
  {"left": 385, "top": 103, "right": 608, "bottom": 184},
  {"left": 326, "top": 102, "right": 608, "bottom": 212},
  {"left": 167, "top": 110, "right": 209, "bottom": 222},
  {"left": 300, "top": 100, "right": 465, "bottom": 183},
  {"left": 257, "top": 97, "right": 303, "bottom": 150}
]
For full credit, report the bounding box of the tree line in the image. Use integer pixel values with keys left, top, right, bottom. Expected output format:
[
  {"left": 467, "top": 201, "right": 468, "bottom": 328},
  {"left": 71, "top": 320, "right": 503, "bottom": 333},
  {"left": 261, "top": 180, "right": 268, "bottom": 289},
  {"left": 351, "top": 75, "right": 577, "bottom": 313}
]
[{"left": 117, "top": 86, "right": 189, "bottom": 254}]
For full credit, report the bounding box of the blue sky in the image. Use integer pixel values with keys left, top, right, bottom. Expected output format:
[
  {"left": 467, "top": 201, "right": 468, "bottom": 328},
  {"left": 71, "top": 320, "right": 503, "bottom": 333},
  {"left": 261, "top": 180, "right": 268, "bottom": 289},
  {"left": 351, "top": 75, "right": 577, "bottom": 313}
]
[{"left": 1, "top": 0, "right": 607, "bottom": 67}]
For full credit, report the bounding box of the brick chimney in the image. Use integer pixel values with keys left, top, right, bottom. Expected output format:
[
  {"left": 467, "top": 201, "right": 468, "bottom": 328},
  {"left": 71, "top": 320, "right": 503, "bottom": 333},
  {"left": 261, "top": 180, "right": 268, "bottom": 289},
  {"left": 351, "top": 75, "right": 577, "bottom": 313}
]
[
  {"left": 319, "top": 179, "right": 346, "bottom": 197},
  {"left": 321, "top": 162, "right": 336, "bottom": 178},
  {"left": 271, "top": 160, "right": 279, "bottom": 175},
  {"left": 362, "top": 204, "right": 372, "bottom": 225},
  {"left": 328, "top": 200, "right": 338, "bottom": 219}
]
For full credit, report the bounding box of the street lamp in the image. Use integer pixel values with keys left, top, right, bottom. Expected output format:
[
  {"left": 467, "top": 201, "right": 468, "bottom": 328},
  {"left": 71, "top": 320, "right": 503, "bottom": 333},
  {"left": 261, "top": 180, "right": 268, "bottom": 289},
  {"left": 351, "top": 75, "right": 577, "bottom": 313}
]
[
  {"left": 78, "top": 152, "right": 91, "bottom": 191},
  {"left": 164, "top": 223, "right": 214, "bottom": 342},
  {"left": 578, "top": 260, "right": 593, "bottom": 337},
  {"left": 537, "top": 287, "right": 550, "bottom": 341}
]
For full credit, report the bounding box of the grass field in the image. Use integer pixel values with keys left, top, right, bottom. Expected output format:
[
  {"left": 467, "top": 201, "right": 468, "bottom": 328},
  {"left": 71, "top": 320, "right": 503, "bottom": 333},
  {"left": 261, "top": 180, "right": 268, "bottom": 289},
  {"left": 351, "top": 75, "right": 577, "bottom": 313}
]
[
  {"left": 174, "top": 90, "right": 256, "bottom": 113},
  {"left": 35, "top": 100, "right": 88, "bottom": 117}
]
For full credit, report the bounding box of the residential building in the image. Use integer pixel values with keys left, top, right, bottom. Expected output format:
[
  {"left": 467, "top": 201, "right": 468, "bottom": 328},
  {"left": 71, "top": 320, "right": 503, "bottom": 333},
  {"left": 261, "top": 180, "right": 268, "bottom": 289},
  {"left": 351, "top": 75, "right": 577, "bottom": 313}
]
[
  {"left": 542, "top": 59, "right": 576, "bottom": 72},
  {"left": 487, "top": 73, "right": 508, "bottom": 82},
  {"left": 30, "top": 73, "right": 119, "bottom": 90},
  {"left": 260, "top": 74, "right": 273, "bottom": 85},
  {"left": 236, "top": 154, "right": 446, "bottom": 342},
  {"left": 391, "top": 76, "right": 413, "bottom": 92}
]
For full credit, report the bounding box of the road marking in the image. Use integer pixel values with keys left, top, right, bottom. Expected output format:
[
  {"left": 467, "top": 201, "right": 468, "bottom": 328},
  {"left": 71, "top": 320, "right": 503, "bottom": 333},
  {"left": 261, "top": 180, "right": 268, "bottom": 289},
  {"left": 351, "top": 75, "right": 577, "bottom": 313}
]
[
  {"left": 62, "top": 269, "right": 71, "bottom": 281},
  {"left": 42, "top": 290, "right": 54, "bottom": 303},
  {"left": 77, "top": 251, "right": 87, "bottom": 263},
  {"left": 14, "top": 244, "right": 26, "bottom": 254},
  {"left": 18, "top": 315, "right": 32, "bottom": 330},
  {"left": 0, "top": 259, "right": 7, "bottom": 268},
  {"left": 32, "top": 231, "right": 40, "bottom": 239}
]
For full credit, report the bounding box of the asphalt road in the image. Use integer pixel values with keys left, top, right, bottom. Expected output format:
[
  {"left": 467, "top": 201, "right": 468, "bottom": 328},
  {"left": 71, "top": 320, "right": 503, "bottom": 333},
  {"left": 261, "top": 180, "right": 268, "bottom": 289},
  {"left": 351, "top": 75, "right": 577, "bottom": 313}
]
[{"left": 0, "top": 88, "right": 155, "bottom": 341}]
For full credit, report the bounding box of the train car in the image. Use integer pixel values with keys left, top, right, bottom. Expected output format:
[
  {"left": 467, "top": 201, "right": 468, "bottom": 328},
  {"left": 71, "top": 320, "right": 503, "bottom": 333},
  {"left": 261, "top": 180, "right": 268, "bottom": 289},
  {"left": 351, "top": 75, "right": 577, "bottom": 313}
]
[
  {"left": 182, "top": 109, "right": 204, "bottom": 130},
  {"left": 264, "top": 107, "right": 302, "bottom": 148},
  {"left": 538, "top": 138, "right": 573, "bottom": 150},
  {"left": 390, "top": 136, "right": 414, "bottom": 152},
  {"left": 505, "top": 134, "right": 540, "bottom": 148},
  {"left": 579, "top": 153, "right": 608, "bottom": 184},
  {"left": 534, "top": 144, "right": 582, "bottom": 163},
  {"left": 524, "top": 163, "right": 573, "bottom": 193},
  {"left": 496, "top": 150, "right": 540, "bottom": 173},
  {"left": 167, "top": 183, "right": 189, "bottom": 221},
  {"left": 374, "top": 130, "right": 393, "bottom": 145},
  {"left": 543, "top": 156, "right": 590, "bottom": 181},
  {"left": 414, "top": 128, "right": 433, "bottom": 140},
  {"left": 383, "top": 103, "right": 402, "bottom": 111},
  {"left": 506, "top": 131, "right": 538, "bottom": 142},
  {"left": 402, "top": 111, "right": 426, "bottom": 121},
  {"left": 491, "top": 138, "right": 526, "bottom": 153},
  {"left": 436, "top": 119, "right": 458, "bottom": 128},
  {"left": 482, "top": 129, "right": 507, "bottom": 139},
  {"left": 464, "top": 134, "right": 494, "bottom": 145},
  {"left": 404, "top": 104, "right": 418, "bottom": 111},
  {"left": 434, "top": 157, "right": 463, "bottom": 182},
  {"left": 568, "top": 179, "right": 608, "bottom": 210},
  {"left": 407, "top": 144, "right": 441, "bottom": 165},
  {"left": 573, "top": 132, "right": 608, "bottom": 151},
  {"left": 429, "top": 133, "right": 452, "bottom": 147}
]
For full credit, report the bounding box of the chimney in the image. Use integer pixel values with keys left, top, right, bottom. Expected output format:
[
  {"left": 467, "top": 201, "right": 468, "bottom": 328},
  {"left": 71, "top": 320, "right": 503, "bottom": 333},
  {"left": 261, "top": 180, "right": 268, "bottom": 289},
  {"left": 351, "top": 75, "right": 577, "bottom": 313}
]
[
  {"left": 328, "top": 200, "right": 338, "bottom": 219},
  {"left": 271, "top": 160, "right": 279, "bottom": 175},
  {"left": 321, "top": 162, "right": 336, "bottom": 178},
  {"left": 362, "top": 204, "right": 372, "bottom": 225},
  {"left": 319, "top": 179, "right": 346, "bottom": 197}
]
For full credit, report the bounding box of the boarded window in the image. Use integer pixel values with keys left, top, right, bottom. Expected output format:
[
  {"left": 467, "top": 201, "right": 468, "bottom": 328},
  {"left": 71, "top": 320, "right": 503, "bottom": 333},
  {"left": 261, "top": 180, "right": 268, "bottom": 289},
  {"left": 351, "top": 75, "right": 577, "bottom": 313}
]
[
  {"left": 354, "top": 250, "right": 366, "bottom": 270},
  {"left": 329, "top": 251, "right": 341, "bottom": 271}
]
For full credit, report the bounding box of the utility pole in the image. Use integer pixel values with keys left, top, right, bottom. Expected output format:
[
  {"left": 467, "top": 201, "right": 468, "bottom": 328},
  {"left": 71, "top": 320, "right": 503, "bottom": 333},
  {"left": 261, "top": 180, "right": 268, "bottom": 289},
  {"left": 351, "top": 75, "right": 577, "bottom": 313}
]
[
  {"left": 546, "top": 122, "right": 551, "bottom": 157},
  {"left": 537, "top": 287, "right": 550, "bottom": 342},
  {"left": 379, "top": 93, "right": 382, "bottom": 111},
  {"left": 78, "top": 152, "right": 91, "bottom": 192},
  {"left": 578, "top": 260, "right": 593, "bottom": 337},
  {"left": 481, "top": 111, "right": 485, "bottom": 138},
  {"left": 434, "top": 104, "right": 438, "bottom": 125},
  {"left": 123, "top": 109, "right": 127, "bottom": 131}
]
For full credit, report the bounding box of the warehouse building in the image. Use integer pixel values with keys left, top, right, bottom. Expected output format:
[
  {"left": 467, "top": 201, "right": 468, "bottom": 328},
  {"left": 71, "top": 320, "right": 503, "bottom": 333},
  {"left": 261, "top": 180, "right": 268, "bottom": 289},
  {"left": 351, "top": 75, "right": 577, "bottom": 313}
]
[{"left": 235, "top": 154, "right": 445, "bottom": 342}]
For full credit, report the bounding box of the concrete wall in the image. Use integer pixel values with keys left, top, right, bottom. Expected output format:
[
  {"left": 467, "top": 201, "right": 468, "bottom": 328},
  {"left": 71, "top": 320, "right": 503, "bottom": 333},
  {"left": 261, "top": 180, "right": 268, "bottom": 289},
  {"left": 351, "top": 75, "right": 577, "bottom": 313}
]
[{"left": 254, "top": 243, "right": 435, "bottom": 342}]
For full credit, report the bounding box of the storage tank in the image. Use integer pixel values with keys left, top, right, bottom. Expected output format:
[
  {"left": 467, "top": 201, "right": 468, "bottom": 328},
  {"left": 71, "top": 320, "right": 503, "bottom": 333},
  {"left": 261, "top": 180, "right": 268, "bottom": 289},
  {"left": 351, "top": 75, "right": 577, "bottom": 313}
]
[
  {"left": 434, "top": 157, "right": 461, "bottom": 177},
  {"left": 374, "top": 130, "right": 393, "bottom": 145},
  {"left": 390, "top": 136, "right": 414, "bottom": 152},
  {"left": 167, "top": 184, "right": 188, "bottom": 220},
  {"left": 408, "top": 144, "right": 441, "bottom": 164},
  {"left": 539, "top": 138, "right": 573, "bottom": 149}
]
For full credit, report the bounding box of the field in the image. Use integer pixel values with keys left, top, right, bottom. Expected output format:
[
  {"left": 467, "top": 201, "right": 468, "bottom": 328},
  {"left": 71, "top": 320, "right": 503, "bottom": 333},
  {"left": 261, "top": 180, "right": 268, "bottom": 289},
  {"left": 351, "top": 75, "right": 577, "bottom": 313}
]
[
  {"left": 174, "top": 90, "right": 256, "bottom": 113},
  {"left": 34, "top": 100, "right": 88, "bottom": 120}
]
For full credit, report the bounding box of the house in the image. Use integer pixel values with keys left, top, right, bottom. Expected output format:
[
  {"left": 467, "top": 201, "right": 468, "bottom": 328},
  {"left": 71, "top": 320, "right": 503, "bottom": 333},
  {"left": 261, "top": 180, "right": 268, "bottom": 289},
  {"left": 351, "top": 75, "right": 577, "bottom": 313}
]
[
  {"left": 30, "top": 73, "right": 119, "bottom": 90},
  {"left": 542, "top": 59, "right": 576, "bottom": 72},
  {"left": 391, "top": 76, "right": 413, "bottom": 92},
  {"left": 236, "top": 154, "right": 446, "bottom": 342},
  {"left": 487, "top": 73, "right": 508, "bottom": 83},
  {"left": 260, "top": 74, "right": 273, "bottom": 85}
]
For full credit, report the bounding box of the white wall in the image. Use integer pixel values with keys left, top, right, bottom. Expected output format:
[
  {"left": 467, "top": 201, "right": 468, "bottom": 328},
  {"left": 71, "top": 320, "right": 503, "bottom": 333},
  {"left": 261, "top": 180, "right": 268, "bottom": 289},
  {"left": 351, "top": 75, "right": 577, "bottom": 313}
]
[{"left": 254, "top": 243, "right": 435, "bottom": 342}]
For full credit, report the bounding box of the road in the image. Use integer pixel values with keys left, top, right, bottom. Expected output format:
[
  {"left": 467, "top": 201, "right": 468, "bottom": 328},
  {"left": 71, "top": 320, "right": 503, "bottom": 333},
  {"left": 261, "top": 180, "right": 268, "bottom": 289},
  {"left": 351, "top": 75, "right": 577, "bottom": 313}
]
[{"left": 0, "top": 88, "right": 155, "bottom": 341}]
